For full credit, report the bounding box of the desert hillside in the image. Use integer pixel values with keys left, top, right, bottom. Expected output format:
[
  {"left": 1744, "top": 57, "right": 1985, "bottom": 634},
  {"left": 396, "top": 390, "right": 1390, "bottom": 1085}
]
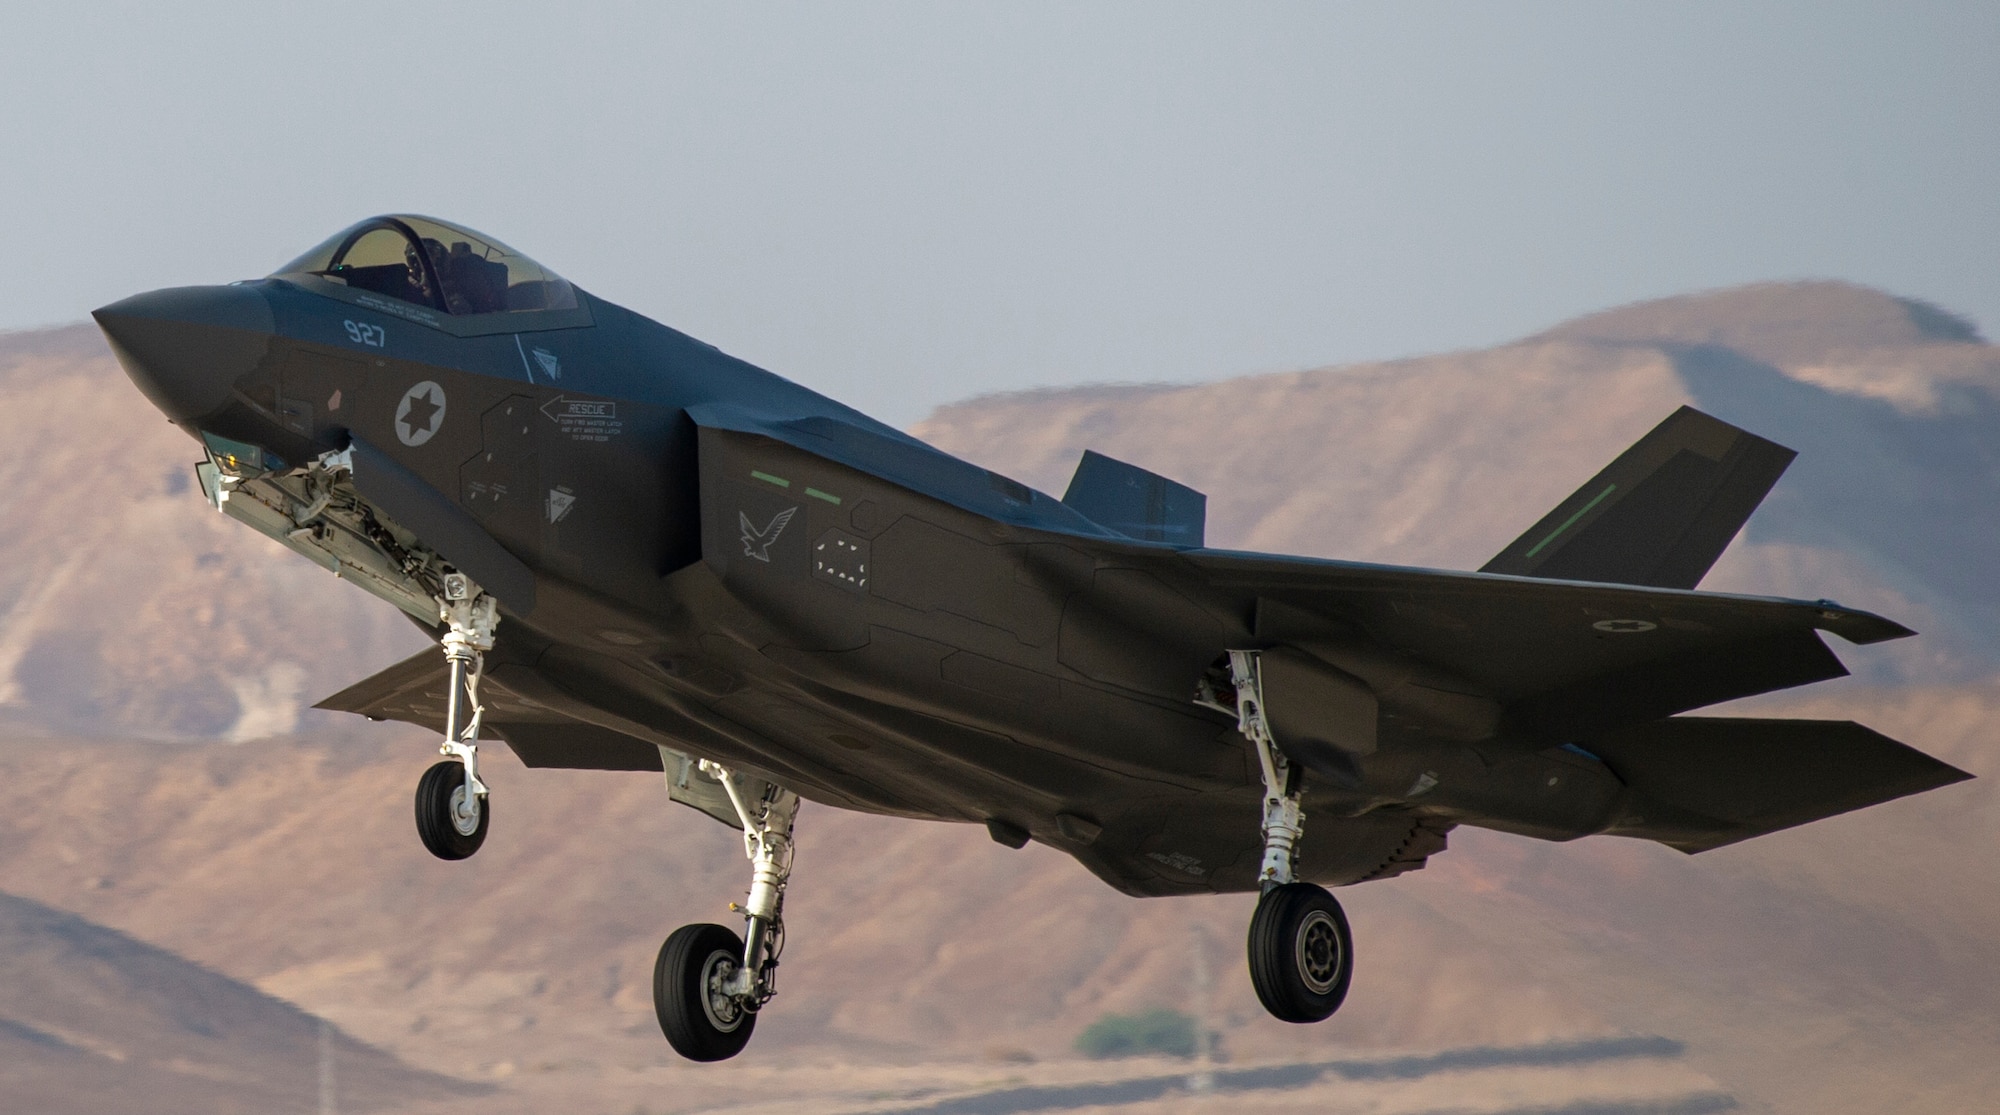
[
  {"left": 0, "top": 281, "right": 1996, "bottom": 1114},
  {"left": 0, "top": 889, "right": 462, "bottom": 1114}
]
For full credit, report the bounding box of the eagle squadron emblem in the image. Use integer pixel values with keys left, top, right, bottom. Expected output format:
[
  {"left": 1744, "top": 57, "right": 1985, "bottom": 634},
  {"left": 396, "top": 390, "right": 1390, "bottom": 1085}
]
[{"left": 739, "top": 506, "right": 798, "bottom": 562}]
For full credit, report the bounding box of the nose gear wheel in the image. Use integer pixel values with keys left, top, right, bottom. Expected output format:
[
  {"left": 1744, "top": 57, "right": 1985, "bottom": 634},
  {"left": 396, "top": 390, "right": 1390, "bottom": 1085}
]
[
  {"left": 415, "top": 759, "right": 488, "bottom": 859},
  {"left": 414, "top": 588, "right": 499, "bottom": 861}
]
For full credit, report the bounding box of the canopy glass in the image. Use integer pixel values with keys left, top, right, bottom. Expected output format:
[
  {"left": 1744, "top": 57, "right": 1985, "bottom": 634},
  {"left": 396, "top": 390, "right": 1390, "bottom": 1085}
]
[{"left": 275, "top": 215, "right": 578, "bottom": 316}]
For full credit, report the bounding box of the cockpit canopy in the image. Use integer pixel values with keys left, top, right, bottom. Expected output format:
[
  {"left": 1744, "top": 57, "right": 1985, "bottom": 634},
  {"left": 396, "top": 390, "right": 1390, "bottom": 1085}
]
[{"left": 274, "top": 215, "right": 578, "bottom": 316}]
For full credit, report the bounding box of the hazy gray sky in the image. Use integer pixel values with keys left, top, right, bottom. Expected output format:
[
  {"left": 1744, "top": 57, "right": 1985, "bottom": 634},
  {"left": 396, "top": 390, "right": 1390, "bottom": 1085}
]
[{"left": 4, "top": 3, "right": 1996, "bottom": 423}]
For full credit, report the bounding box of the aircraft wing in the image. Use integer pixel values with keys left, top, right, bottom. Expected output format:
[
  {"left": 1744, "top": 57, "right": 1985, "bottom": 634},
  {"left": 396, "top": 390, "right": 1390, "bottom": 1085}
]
[
  {"left": 315, "top": 648, "right": 666, "bottom": 772},
  {"left": 1183, "top": 548, "right": 1912, "bottom": 739},
  {"left": 316, "top": 647, "right": 912, "bottom": 830},
  {"left": 315, "top": 647, "right": 453, "bottom": 733}
]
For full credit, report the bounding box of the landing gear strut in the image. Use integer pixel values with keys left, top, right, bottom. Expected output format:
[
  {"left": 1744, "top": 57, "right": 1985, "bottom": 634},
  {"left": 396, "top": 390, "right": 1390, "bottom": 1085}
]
[
  {"left": 653, "top": 760, "right": 799, "bottom": 1062},
  {"left": 414, "top": 583, "right": 498, "bottom": 861},
  {"left": 1226, "top": 650, "right": 1355, "bottom": 1023}
]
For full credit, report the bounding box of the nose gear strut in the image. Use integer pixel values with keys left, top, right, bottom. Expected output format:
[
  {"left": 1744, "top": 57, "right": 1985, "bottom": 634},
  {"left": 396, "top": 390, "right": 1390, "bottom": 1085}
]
[{"left": 414, "top": 581, "right": 499, "bottom": 860}]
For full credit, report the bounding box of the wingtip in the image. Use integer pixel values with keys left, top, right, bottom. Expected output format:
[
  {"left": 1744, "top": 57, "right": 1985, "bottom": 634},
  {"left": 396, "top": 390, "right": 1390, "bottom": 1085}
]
[{"left": 1811, "top": 601, "right": 1917, "bottom": 645}]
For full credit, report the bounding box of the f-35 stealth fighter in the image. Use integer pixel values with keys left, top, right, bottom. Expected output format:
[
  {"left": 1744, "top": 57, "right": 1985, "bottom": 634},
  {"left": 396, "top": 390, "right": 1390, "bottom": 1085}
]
[{"left": 95, "top": 215, "right": 1970, "bottom": 1061}]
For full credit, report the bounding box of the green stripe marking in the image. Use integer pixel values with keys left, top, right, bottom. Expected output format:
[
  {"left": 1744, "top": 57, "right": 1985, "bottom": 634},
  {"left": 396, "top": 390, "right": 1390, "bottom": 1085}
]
[
  {"left": 1525, "top": 483, "right": 1617, "bottom": 559},
  {"left": 805, "top": 487, "right": 842, "bottom": 505},
  {"left": 750, "top": 470, "right": 791, "bottom": 488}
]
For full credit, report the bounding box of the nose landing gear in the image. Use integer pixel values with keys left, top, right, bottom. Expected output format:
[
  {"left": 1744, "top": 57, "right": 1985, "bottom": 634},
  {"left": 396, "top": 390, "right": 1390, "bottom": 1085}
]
[
  {"left": 652, "top": 759, "right": 799, "bottom": 1061},
  {"left": 414, "top": 585, "right": 498, "bottom": 861},
  {"left": 1225, "top": 650, "right": 1357, "bottom": 1023}
]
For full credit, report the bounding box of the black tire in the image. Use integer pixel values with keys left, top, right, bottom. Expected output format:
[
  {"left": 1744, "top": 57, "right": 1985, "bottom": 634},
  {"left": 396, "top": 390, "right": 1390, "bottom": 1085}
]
[
  {"left": 654, "top": 923, "right": 757, "bottom": 1062},
  {"left": 414, "top": 760, "right": 488, "bottom": 861},
  {"left": 1247, "top": 882, "right": 1354, "bottom": 1023}
]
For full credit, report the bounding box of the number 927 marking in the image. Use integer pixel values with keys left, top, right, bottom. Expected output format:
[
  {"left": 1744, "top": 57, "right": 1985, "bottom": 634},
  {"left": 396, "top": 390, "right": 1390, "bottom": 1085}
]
[{"left": 343, "top": 320, "right": 387, "bottom": 347}]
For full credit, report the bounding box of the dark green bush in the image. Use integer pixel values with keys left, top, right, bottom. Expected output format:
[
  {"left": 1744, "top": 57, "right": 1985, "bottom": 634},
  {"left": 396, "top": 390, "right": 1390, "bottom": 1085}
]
[{"left": 1073, "top": 1008, "right": 1197, "bottom": 1059}]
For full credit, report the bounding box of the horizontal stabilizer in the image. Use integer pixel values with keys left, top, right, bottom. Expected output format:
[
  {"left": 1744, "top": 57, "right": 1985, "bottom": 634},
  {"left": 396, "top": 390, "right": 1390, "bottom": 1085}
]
[
  {"left": 1062, "top": 450, "right": 1206, "bottom": 547},
  {"left": 1587, "top": 716, "right": 1971, "bottom": 853},
  {"left": 1481, "top": 406, "right": 1795, "bottom": 589}
]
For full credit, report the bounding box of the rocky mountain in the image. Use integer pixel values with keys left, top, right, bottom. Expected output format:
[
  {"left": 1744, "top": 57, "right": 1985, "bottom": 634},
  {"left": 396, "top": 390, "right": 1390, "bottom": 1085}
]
[
  {"left": 0, "top": 280, "right": 1996, "bottom": 1114},
  {"left": 0, "top": 888, "right": 462, "bottom": 1114}
]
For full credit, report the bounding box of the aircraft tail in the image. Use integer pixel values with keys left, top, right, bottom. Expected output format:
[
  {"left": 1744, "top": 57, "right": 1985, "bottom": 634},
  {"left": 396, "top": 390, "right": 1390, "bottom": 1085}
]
[
  {"left": 1588, "top": 717, "right": 1970, "bottom": 853},
  {"left": 1480, "top": 406, "right": 1794, "bottom": 589}
]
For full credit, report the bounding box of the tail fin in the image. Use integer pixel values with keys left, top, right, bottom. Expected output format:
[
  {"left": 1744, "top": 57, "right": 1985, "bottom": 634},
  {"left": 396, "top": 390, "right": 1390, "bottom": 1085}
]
[
  {"left": 1480, "top": 406, "right": 1794, "bottom": 589},
  {"left": 1063, "top": 450, "right": 1206, "bottom": 547}
]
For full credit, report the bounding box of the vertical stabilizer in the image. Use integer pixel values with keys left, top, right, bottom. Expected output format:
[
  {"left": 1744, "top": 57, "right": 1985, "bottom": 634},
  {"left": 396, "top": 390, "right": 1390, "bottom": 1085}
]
[
  {"left": 1480, "top": 406, "right": 1793, "bottom": 589},
  {"left": 1063, "top": 450, "right": 1206, "bottom": 547}
]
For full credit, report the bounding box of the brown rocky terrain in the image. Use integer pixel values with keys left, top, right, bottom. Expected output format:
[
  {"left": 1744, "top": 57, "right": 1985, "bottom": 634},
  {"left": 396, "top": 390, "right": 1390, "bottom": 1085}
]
[
  {"left": 0, "top": 888, "right": 463, "bottom": 1113},
  {"left": 0, "top": 280, "right": 1996, "bottom": 1113}
]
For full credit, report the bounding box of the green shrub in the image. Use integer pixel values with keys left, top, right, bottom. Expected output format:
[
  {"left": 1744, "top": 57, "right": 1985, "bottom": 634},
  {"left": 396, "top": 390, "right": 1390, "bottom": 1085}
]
[{"left": 1073, "top": 1008, "right": 1198, "bottom": 1059}]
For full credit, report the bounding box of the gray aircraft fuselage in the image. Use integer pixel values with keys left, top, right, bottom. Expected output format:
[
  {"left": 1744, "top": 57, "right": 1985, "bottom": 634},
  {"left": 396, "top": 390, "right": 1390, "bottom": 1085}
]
[{"left": 94, "top": 217, "right": 1967, "bottom": 900}]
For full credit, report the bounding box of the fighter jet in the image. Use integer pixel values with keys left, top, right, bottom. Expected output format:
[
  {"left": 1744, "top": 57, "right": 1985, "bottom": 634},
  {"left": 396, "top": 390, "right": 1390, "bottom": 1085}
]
[{"left": 94, "top": 215, "right": 1970, "bottom": 1062}]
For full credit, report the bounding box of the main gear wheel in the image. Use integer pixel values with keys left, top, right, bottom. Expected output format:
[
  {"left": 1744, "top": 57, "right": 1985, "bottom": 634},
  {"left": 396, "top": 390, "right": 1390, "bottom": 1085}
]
[{"left": 1248, "top": 881, "right": 1354, "bottom": 1023}]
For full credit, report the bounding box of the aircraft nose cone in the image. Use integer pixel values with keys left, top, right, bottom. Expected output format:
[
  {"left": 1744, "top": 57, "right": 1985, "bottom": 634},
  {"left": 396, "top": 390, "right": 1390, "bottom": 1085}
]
[{"left": 93, "top": 285, "right": 277, "bottom": 425}]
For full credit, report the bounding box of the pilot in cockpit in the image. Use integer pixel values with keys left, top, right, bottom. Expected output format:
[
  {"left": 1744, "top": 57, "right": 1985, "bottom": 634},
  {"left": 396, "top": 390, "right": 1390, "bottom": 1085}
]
[
  {"left": 405, "top": 239, "right": 444, "bottom": 309},
  {"left": 274, "top": 215, "right": 581, "bottom": 316},
  {"left": 437, "top": 240, "right": 509, "bottom": 314}
]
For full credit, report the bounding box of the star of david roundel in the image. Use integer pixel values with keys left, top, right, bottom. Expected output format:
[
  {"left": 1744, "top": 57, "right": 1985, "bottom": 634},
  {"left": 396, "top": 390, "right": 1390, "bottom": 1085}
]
[{"left": 395, "top": 381, "right": 447, "bottom": 447}]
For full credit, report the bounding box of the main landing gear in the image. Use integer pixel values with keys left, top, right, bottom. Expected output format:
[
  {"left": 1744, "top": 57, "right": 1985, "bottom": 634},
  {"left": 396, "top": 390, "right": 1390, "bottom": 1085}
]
[
  {"left": 1226, "top": 650, "right": 1355, "bottom": 1023},
  {"left": 414, "top": 581, "right": 498, "bottom": 861},
  {"left": 653, "top": 760, "right": 800, "bottom": 1062}
]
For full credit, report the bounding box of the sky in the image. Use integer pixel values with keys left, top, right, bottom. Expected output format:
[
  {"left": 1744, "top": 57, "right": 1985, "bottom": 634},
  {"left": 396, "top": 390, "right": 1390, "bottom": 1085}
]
[{"left": 3, "top": 3, "right": 1996, "bottom": 425}]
